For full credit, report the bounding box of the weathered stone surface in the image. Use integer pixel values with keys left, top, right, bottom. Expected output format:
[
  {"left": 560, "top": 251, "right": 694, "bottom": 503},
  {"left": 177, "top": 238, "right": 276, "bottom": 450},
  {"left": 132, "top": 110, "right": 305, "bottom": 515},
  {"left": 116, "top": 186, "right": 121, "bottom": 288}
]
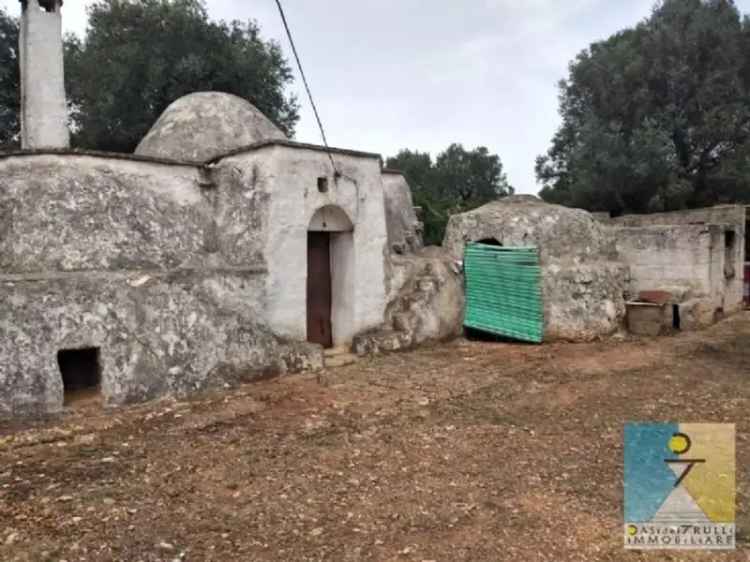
[
  {"left": 0, "top": 155, "right": 214, "bottom": 273},
  {"left": 0, "top": 115, "right": 412, "bottom": 417},
  {"left": 0, "top": 150, "right": 328, "bottom": 418},
  {"left": 606, "top": 205, "right": 746, "bottom": 316},
  {"left": 355, "top": 247, "right": 464, "bottom": 355},
  {"left": 444, "top": 195, "right": 620, "bottom": 263},
  {"left": 386, "top": 250, "right": 464, "bottom": 343},
  {"left": 443, "top": 195, "right": 629, "bottom": 341},
  {"left": 543, "top": 262, "right": 630, "bottom": 341},
  {"left": 0, "top": 271, "right": 322, "bottom": 418},
  {"left": 382, "top": 171, "right": 422, "bottom": 254},
  {"left": 613, "top": 224, "right": 717, "bottom": 301},
  {"left": 135, "top": 92, "right": 286, "bottom": 163}
]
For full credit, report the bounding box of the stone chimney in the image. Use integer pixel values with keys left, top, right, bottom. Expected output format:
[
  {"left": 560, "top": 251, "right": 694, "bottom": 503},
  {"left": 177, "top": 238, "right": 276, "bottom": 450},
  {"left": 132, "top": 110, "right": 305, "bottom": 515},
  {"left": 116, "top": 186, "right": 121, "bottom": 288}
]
[{"left": 19, "top": 0, "right": 70, "bottom": 149}]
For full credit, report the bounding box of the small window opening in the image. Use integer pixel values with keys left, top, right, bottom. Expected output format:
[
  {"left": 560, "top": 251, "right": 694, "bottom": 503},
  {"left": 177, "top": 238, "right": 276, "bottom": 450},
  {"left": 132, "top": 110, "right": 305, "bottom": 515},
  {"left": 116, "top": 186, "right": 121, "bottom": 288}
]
[
  {"left": 57, "top": 348, "right": 102, "bottom": 405},
  {"left": 672, "top": 304, "right": 681, "bottom": 331},
  {"left": 317, "top": 177, "right": 329, "bottom": 193}
]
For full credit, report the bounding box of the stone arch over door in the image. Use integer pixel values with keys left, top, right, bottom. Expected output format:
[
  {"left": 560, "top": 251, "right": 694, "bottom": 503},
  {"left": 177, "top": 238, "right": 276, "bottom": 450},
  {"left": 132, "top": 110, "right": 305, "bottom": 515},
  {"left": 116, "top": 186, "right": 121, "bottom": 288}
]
[{"left": 307, "top": 206, "right": 355, "bottom": 348}]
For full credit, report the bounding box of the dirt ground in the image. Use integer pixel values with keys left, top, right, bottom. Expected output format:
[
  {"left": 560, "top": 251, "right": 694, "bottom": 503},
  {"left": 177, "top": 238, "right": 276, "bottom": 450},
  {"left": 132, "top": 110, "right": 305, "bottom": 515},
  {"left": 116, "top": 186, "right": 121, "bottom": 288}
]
[{"left": 1, "top": 314, "right": 749, "bottom": 562}]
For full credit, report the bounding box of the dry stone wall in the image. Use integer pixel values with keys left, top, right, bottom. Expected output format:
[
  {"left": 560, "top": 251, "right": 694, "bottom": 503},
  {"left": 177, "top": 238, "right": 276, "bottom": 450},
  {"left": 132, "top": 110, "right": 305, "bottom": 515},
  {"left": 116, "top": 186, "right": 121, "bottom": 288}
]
[{"left": 0, "top": 152, "right": 321, "bottom": 418}]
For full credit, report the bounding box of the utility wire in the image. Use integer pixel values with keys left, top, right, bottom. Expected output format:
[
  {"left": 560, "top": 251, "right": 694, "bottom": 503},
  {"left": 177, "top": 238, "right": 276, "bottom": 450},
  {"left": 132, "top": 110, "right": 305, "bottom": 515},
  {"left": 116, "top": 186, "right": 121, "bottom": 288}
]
[{"left": 274, "top": 0, "right": 340, "bottom": 177}]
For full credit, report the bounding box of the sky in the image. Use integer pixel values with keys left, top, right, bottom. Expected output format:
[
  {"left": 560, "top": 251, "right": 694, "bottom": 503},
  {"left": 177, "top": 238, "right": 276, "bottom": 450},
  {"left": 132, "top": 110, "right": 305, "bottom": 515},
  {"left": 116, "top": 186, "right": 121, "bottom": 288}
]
[{"left": 3, "top": 0, "right": 750, "bottom": 194}]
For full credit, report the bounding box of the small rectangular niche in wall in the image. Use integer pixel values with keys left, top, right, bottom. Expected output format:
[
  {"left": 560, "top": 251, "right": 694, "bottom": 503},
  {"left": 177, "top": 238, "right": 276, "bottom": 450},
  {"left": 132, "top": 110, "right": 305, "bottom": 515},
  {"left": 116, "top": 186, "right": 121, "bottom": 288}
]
[
  {"left": 726, "top": 230, "right": 737, "bottom": 250},
  {"left": 57, "top": 347, "right": 102, "bottom": 406},
  {"left": 317, "top": 177, "right": 329, "bottom": 193},
  {"left": 725, "top": 230, "right": 737, "bottom": 279}
]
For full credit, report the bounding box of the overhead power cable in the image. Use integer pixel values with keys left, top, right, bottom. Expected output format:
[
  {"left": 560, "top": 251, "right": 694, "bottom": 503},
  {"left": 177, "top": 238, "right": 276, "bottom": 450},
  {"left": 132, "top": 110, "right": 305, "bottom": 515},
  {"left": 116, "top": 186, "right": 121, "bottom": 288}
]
[{"left": 274, "top": 0, "right": 340, "bottom": 177}]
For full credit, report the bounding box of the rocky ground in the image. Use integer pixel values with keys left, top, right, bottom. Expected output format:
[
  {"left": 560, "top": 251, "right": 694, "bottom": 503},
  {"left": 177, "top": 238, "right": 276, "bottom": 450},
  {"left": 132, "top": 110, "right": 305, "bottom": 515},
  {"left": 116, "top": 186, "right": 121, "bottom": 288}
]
[{"left": 1, "top": 313, "right": 749, "bottom": 562}]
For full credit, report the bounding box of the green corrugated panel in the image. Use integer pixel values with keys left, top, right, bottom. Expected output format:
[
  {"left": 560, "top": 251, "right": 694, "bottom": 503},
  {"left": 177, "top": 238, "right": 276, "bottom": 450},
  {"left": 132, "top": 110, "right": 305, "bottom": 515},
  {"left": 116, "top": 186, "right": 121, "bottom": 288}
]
[{"left": 463, "top": 243, "right": 543, "bottom": 343}]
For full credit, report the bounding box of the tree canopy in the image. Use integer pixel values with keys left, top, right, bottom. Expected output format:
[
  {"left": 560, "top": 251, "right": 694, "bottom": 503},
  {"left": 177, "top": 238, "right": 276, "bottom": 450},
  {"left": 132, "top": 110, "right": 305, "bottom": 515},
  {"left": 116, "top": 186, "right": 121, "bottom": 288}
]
[
  {"left": 0, "top": 0, "right": 299, "bottom": 153},
  {"left": 66, "top": 0, "right": 299, "bottom": 152},
  {"left": 0, "top": 7, "right": 19, "bottom": 149},
  {"left": 387, "top": 144, "right": 514, "bottom": 245},
  {"left": 537, "top": 0, "right": 750, "bottom": 214}
]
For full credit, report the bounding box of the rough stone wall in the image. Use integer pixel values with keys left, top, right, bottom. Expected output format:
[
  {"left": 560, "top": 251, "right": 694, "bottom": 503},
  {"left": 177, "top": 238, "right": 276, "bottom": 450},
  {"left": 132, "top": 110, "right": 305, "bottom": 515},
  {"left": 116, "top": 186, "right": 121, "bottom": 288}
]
[
  {"left": 607, "top": 206, "right": 746, "bottom": 314},
  {"left": 0, "top": 155, "right": 210, "bottom": 272},
  {"left": 382, "top": 171, "right": 422, "bottom": 254},
  {"left": 0, "top": 271, "right": 321, "bottom": 418},
  {"left": 443, "top": 196, "right": 629, "bottom": 341},
  {"left": 19, "top": 1, "right": 69, "bottom": 149},
  {"left": 353, "top": 247, "right": 464, "bottom": 355},
  {"left": 214, "top": 146, "right": 389, "bottom": 347},
  {"left": 0, "top": 152, "right": 321, "bottom": 418},
  {"left": 612, "top": 225, "right": 715, "bottom": 297},
  {"left": 386, "top": 248, "right": 464, "bottom": 342}
]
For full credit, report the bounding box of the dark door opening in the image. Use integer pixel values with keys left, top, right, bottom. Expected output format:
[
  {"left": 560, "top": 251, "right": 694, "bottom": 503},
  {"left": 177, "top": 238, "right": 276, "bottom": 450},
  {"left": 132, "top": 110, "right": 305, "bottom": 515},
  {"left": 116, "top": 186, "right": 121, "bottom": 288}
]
[
  {"left": 307, "top": 232, "right": 333, "bottom": 348},
  {"left": 672, "top": 304, "right": 681, "bottom": 331},
  {"left": 57, "top": 347, "right": 102, "bottom": 405}
]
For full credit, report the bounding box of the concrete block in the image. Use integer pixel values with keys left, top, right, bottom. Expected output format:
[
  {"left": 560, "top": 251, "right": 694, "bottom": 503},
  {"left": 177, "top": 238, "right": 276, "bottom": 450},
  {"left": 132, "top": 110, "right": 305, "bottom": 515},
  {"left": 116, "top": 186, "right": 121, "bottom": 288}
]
[{"left": 626, "top": 302, "right": 669, "bottom": 336}]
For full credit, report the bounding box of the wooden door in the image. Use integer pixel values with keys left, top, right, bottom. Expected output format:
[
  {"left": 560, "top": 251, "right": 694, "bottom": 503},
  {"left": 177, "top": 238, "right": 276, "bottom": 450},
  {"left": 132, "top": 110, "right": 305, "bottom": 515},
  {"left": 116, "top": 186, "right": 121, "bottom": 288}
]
[{"left": 307, "top": 232, "right": 333, "bottom": 348}]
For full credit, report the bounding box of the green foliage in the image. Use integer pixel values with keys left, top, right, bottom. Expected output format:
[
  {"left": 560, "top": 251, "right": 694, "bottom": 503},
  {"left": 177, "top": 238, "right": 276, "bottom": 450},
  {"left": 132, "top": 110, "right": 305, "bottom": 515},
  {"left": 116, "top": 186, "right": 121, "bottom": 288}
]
[
  {"left": 0, "top": 1, "right": 298, "bottom": 152},
  {"left": 387, "top": 144, "right": 514, "bottom": 245},
  {"left": 65, "top": 0, "right": 299, "bottom": 152},
  {"left": 537, "top": 0, "right": 750, "bottom": 214},
  {"left": 0, "top": 7, "right": 19, "bottom": 149}
]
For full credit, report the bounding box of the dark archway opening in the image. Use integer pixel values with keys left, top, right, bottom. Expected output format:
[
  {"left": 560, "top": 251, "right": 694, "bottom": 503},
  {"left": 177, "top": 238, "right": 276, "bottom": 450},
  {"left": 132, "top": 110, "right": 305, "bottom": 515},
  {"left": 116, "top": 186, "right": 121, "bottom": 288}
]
[
  {"left": 57, "top": 348, "right": 101, "bottom": 405},
  {"left": 672, "top": 305, "right": 681, "bottom": 331},
  {"left": 475, "top": 238, "right": 503, "bottom": 247},
  {"left": 464, "top": 326, "right": 537, "bottom": 345}
]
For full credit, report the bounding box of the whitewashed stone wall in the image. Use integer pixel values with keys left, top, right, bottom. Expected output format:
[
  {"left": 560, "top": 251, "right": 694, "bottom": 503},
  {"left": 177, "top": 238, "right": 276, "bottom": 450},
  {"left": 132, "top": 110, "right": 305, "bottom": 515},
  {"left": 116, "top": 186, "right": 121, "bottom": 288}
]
[{"left": 213, "top": 145, "right": 389, "bottom": 347}]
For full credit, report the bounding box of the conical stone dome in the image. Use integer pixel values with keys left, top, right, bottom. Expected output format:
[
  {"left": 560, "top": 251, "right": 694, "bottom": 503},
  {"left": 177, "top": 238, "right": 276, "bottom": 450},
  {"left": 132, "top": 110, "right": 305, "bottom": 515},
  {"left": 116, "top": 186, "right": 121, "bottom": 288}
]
[{"left": 135, "top": 92, "right": 286, "bottom": 162}]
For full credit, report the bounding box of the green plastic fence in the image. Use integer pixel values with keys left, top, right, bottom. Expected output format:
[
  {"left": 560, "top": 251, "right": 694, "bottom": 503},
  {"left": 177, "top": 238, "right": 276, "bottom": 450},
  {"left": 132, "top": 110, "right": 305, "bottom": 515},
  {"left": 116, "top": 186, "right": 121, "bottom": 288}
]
[{"left": 463, "top": 244, "right": 543, "bottom": 343}]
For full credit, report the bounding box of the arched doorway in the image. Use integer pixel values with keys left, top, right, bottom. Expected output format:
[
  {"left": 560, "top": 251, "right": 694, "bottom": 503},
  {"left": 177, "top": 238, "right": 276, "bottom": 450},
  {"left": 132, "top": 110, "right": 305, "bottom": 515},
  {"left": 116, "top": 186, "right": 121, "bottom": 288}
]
[{"left": 307, "top": 206, "right": 354, "bottom": 348}]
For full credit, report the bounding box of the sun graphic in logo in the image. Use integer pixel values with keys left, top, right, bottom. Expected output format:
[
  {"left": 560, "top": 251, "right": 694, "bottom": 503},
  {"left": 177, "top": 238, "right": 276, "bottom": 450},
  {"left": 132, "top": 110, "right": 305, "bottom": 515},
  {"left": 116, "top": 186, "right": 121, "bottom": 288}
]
[
  {"left": 627, "top": 525, "right": 638, "bottom": 537},
  {"left": 668, "top": 433, "right": 691, "bottom": 456}
]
